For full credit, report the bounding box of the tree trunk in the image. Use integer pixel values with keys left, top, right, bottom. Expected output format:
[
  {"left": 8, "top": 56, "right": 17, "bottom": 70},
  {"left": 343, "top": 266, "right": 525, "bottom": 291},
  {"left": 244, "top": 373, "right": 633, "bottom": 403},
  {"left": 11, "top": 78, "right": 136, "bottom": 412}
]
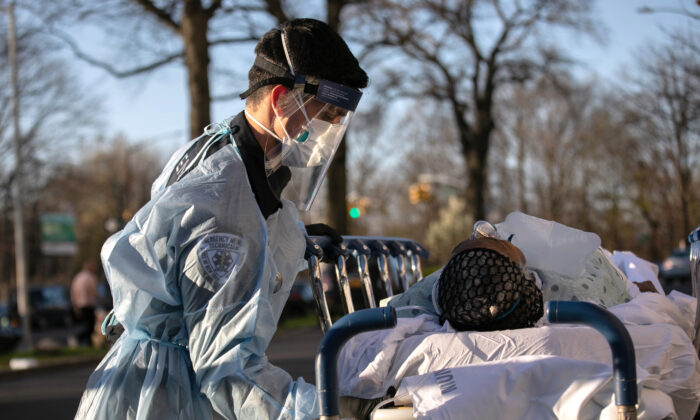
[
  {"left": 465, "top": 132, "right": 489, "bottom": 221},
  {"left": 181, "top": 2, "right": 211, "bottom": 139},
  {"left": 516, "top": 123, "right": 527, "bottom": 213},
  {"left": 325, "top": 0, "right": 349, "bottom": 233},
  {"left": 647, "top": 218, "right": 662, "bottom": 262},
  {"left": 677, "top": 164, "right": 692, "bottom": 240},
  {"left": 327, "top": 142, "right": 348, "bottom": 233}
]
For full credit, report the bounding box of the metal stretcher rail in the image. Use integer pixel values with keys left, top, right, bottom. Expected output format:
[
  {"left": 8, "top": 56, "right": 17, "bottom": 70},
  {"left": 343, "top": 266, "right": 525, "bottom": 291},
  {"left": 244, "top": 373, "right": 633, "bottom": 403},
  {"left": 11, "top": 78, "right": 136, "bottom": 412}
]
[{"left": 304, "top": 235, "right": 429, "bottom": 334}]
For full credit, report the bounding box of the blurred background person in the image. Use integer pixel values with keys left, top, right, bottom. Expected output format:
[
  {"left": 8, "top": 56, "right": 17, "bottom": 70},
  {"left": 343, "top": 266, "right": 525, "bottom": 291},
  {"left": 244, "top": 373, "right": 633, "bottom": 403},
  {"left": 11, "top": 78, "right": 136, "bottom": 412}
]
[{"left": 70, "top": 260, "right": 98, "bottom": 347}]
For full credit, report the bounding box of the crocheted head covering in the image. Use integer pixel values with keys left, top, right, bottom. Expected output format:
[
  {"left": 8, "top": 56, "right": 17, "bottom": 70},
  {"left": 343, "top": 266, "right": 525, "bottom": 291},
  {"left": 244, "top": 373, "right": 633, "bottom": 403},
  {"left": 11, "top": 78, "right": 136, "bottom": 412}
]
[{"left": 438, "top": 237, "right": 543, "bottom": 331}]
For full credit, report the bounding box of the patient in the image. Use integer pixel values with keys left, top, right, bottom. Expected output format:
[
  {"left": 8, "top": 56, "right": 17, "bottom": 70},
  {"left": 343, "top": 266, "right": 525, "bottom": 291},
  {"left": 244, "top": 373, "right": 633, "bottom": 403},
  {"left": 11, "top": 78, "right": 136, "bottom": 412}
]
[{"left": 383, "top": 214, "right": 653, "bottom": 328}]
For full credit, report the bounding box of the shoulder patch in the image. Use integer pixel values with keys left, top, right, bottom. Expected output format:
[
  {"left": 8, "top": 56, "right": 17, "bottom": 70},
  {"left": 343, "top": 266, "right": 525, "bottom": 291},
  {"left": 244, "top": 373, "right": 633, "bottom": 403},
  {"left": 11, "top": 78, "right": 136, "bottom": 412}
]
[{"left": 197, "top": 233, "right": 246, "bottom": 285}]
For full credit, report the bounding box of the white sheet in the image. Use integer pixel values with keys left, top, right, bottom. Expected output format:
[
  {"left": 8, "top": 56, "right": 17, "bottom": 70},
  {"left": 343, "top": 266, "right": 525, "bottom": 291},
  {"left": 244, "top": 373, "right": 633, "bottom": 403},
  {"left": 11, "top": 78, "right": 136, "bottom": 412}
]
[
  {"left": 393, "top": 356, "right": 677, "bottom": 420},
  {"left": 610, "top": 250, "right": 664, "bottom": 298},
  {"left": 338, "top": 292, "right": 700, "bottom": 419}
]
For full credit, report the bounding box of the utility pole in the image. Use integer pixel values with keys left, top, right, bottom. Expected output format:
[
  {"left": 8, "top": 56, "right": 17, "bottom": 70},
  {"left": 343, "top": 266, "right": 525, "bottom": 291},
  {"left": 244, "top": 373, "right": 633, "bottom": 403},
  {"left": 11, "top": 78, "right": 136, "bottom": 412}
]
[{"left": 6, "top": 2, "right": 32, "bottom": 350}]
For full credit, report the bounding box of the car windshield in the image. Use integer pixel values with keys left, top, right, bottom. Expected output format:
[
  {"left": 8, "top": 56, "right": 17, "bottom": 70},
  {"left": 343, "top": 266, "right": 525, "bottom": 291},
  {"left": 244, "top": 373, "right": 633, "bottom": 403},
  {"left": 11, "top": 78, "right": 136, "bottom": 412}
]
[{"left": 30, "top": 286, "right": 69, "bottom": 307}]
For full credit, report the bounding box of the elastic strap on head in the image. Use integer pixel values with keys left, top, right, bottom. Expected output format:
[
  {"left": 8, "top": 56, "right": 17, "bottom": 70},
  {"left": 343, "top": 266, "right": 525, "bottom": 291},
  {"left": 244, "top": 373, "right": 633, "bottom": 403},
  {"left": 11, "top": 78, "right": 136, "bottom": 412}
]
[
  {"left": 239, "top": 55, "right": 319, "bottom": 99},
  {"left": 254, "top": 55, "right": 293, "bottom": 79},
  {"left": 240, "top": 77, "right": 294, "bottom": 99},
  {"left": 281, "top": 28, "right": 296, "bottom": 76}
]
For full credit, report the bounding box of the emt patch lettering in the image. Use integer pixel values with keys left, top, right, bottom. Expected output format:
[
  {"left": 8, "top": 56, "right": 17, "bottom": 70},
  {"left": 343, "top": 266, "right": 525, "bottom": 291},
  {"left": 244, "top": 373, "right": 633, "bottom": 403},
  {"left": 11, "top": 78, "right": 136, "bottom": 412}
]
[{"left": 197, "top": 233, "right": 245, "bottom": 285}]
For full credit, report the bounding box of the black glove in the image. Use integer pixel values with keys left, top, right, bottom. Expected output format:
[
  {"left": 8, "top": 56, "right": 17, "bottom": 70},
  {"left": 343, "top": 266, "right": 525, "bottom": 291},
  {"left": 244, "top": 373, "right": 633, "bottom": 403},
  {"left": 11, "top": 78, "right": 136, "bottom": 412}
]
[
  {"left": 105, "top": 322, "right": 124, "bottom": 348},
  {"left": 305, "top": 223, "right": 343, "bottom": 245},
  {"left": 339, "top": 396, "right": 389, "bottom": 420}
]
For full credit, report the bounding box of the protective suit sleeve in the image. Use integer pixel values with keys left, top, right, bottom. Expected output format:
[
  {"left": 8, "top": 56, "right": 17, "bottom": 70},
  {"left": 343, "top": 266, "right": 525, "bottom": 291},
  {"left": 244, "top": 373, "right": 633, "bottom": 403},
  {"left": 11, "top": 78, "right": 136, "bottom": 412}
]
[{"left": 177, "top": 212, "right": 318, "bottom": 419}]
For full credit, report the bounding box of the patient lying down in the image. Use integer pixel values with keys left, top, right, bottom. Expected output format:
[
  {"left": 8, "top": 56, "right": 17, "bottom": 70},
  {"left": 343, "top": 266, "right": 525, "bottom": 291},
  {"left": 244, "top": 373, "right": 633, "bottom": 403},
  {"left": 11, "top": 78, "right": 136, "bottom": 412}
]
[{"left": 339, "top": 216, "right": 696, "bottom": 419}]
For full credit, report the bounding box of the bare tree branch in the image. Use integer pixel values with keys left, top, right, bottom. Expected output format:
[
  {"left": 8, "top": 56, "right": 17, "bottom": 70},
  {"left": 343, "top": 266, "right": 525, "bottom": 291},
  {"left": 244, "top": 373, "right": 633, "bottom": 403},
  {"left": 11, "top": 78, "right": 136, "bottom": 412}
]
[
  {"left": 206, "top": 0, "right": 223, "bottom": 18},
  {"left": 133, "top": 0, "right": 181, "bottom": 33},
  {"left": 51, "top": 29, "right": 183, "bottom": 77},
  {"left": 263, "top": 0, "right": 289, "bottom": 24},
  {"left": 209, "top": 35, "right": 258, "bottom": 46}
]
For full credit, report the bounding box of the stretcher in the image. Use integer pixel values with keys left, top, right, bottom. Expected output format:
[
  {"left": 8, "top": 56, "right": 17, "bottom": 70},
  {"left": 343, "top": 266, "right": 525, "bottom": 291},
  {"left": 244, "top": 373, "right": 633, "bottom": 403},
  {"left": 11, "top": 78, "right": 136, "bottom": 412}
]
[
  {"left": 303, "top": 235, "right": 428, "bottom": 333},
  {"left": 305, "top": 233, "right": 700, "bottom": 420}
]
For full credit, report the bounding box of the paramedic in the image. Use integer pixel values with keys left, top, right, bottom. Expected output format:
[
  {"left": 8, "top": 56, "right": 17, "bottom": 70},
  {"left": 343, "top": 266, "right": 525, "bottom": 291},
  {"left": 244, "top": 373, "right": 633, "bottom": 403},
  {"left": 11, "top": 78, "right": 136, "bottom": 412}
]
[{"left": 75, "top": 18, "right": 367, "bottom": 419}]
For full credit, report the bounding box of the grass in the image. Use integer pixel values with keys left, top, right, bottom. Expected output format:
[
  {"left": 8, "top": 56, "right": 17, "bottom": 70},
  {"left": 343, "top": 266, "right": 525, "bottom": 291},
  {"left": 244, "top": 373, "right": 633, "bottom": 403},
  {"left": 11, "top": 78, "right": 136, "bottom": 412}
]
[
  {"left": 278, "top": 313, "right": 321, "bottom": 330},
  {"left": 0, "top": 346, "right": 107, "bottom": 371},
  {"left": 423, "top": 264, "right": 443, "bottom": 277}
]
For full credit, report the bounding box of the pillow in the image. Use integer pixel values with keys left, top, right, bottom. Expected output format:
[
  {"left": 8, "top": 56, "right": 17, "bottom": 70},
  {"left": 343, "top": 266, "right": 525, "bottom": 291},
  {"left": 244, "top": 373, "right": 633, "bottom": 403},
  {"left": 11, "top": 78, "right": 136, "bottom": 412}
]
[{"left": 537, "top": 248, "right": 631, "bottom": 307}]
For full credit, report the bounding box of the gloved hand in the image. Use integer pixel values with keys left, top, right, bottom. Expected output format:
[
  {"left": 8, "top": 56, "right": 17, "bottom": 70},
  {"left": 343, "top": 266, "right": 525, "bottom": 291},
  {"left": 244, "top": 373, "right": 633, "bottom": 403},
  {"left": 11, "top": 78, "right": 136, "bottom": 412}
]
[
  {"left": 305, "top": 223, "right": 343, "bottom": 245},
  {"left": 339, "top": 396, "right": 389, "bottom": 420}
]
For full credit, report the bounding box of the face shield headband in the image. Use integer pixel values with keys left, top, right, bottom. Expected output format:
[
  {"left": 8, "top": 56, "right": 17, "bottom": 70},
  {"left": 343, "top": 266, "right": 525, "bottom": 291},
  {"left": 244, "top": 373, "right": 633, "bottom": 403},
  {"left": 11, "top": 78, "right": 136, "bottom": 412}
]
[{"left": 241, "top": 29, "right": 363, "bottom": 211}]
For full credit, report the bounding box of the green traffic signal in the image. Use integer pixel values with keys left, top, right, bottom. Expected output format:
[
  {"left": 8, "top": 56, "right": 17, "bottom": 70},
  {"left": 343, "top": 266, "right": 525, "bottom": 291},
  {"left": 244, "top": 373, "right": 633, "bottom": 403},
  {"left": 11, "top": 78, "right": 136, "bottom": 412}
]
[{"left": 349, "top": 207, "right": 361, "bottom": 219}]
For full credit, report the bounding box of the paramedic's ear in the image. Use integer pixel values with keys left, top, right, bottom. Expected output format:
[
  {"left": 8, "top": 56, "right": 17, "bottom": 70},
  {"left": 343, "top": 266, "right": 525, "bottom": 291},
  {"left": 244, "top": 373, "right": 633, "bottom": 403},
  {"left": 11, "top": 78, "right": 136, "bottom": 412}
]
[{"left": 270, "top": 85, "right": 291, "bottom": 117}]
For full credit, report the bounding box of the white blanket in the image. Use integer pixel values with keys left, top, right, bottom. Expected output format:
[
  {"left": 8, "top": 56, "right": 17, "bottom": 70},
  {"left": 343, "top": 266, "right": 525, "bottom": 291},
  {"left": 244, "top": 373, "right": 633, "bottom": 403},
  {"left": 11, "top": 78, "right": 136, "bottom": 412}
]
[
  {"left": 394, "top": 356, "right": 677, "bottom": 420},
  {"left": 338, "top": 292, "right": 700, "bottom": 419}
]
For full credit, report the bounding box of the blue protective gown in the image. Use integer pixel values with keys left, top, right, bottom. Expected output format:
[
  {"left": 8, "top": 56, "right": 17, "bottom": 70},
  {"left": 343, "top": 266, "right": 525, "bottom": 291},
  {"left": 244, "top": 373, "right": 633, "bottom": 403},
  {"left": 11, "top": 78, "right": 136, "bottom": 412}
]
[{"left": 75, "top": 126, "right": 319, "bottom": 419}]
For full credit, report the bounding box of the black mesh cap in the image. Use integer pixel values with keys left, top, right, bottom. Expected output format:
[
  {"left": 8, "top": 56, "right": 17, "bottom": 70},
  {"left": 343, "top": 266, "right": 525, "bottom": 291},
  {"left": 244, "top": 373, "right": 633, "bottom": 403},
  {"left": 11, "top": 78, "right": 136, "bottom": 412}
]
[{"left": 438, "top": 247, "right": 543, "bottom": 331}]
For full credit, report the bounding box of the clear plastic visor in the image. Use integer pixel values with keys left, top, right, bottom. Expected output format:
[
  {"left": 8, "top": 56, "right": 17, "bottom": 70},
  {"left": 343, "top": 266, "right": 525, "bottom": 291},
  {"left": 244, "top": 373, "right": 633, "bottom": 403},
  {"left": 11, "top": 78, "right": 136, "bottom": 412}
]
[
  {"left": 269, "top": 91, "right": 355, "bottom": 211},
  {"left": 276, "top": 92, "right": 352, "bottom": 142}
]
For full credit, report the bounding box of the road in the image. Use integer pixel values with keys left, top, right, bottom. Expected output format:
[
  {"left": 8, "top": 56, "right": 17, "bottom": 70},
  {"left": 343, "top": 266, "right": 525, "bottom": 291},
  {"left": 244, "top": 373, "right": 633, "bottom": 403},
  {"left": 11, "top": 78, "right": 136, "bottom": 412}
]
[{"left": 0, "top": 325, "right": 323, "bottom": 420}]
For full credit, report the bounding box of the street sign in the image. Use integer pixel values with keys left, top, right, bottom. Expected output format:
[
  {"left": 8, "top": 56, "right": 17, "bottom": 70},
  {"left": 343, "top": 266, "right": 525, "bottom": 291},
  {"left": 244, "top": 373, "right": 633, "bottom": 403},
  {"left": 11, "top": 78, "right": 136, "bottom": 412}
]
[{"left": 40, "top": 213, "right": 78, "bottom": 256}]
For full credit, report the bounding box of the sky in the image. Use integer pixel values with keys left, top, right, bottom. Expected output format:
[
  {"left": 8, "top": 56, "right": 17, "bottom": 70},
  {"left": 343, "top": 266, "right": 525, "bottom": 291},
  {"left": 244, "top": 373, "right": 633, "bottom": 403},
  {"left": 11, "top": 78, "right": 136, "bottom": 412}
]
[{"left": 72, "top": 0, "right": 698, "bottom": 159}]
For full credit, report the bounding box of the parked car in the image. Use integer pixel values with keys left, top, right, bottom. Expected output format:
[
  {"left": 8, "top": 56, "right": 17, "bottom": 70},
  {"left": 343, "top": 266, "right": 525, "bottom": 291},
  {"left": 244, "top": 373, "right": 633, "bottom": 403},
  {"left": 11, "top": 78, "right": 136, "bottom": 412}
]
[
  {"left": 10, "top": 285, "right": 74, "bottom": 330},
  {"left": 282, "top": 277, "right": 316, "bottom": 318},
  {"left": 658, "top": 248, "right": 691, "bottom": 294}
]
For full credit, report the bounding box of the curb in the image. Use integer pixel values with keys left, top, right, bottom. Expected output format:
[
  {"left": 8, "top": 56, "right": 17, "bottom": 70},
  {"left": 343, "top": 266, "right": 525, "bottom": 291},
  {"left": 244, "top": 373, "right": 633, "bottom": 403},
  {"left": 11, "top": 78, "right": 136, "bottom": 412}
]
[{"left": 0, "top": 354, "right": 105, "bottom": 380}]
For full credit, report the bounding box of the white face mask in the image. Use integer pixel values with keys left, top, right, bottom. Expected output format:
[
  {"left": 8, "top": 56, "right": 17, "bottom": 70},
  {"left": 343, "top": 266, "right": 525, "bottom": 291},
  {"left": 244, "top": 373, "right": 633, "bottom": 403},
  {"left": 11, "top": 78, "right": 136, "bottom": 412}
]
[
  {"left": 282, "top": 119, "right": 344, "bottom": 168},
  {"left": 246, "top": 109, "right": 345, "bottom": 170}
]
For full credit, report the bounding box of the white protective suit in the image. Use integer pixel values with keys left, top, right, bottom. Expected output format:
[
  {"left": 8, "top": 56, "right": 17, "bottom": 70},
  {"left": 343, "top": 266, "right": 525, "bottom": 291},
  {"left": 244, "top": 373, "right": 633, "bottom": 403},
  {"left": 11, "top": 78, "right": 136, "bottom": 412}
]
[{"left": 75, "top": 124, "right": 318, "bottom": 419}]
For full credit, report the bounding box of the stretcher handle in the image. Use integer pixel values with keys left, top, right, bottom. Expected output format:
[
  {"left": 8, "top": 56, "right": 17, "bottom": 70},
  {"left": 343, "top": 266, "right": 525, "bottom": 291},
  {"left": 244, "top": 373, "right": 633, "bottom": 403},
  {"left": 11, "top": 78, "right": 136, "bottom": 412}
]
[
  {"left": 363, "top": 238, "right": 391, "bottom": 257},
  {"left": 315, "top": 307, "right": 397, "bottom": 420},
  {"left": 385, "top": 240, "right": 407, "bottom": 258},
  {"left": 305, "top": 236, "right": 332, "bottom": 333},
  {"left": 352, "top": 236, "right": 430, "bottom": 259},
  {"left": 305, "top": 235, "right": 324, "bottom": 259},
  {"left": 404, "top": 241, "right": 429, "bottom": 259},
  {"left": 342, "top": 236, "right": 372, "bottom": 256},
  {"left": 307, "top": 235, "right": 349, "bottom": 263},
  {"left": 546, "top": 301, "right": 637, "bottom": 419},
  {"left": 344, "top": 238, "right": 377, "bottom": 307}
]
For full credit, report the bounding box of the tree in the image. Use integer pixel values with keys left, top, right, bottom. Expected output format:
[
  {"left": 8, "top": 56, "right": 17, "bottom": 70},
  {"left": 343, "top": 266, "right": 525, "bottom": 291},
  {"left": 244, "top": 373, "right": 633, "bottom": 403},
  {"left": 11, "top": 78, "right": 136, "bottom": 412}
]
[
  {"left": 38, "top": 0, "right": 373, "bottom": 233},
  {"left": 345, "top": 98, "right": 465, "bottom": 247},
  {"left": 325, "top": 0, "right": 373, "bottom": 234},
  {"left": 40, "top": 136, "right": 163, "bottom": 269},
  {"left": 425, "top": 196, "right": 473, "bottom": 262},
  {"left": 626, "top": 28, "right": 700, "bottom": 239},
  {"left": 0, "top": 4, "right": 96, "bottom": 300},
  {"left": 35, "top": 0, "right": 294, "bottom": 139},
  {"left": 351, "top": 0, "right": 599, "bottom": 220}
]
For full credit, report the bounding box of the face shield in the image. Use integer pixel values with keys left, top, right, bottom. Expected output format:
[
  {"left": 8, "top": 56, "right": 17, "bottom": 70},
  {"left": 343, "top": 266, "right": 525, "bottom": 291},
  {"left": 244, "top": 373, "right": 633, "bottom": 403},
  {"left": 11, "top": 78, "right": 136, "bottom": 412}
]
[{"left": 240, "top": 30, "right": 362, "bottom": 211}]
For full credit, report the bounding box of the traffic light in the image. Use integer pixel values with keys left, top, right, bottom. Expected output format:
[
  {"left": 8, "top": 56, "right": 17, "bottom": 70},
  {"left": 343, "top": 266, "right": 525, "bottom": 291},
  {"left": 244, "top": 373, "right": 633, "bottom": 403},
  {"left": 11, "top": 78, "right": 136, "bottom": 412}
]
[
  {"left": 348, "top": 197, "right": 370, "bottom": 218},
  {"left": 409, "top": 182, "right": 433, "bottom": 204}
]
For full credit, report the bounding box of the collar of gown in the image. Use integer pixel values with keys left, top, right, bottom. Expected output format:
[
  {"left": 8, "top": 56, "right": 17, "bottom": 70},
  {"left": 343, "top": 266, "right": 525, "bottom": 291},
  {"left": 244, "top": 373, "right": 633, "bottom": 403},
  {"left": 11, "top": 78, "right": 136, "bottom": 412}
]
[{"left": 229, "top": 111, "right": 291, "bottom": 219}]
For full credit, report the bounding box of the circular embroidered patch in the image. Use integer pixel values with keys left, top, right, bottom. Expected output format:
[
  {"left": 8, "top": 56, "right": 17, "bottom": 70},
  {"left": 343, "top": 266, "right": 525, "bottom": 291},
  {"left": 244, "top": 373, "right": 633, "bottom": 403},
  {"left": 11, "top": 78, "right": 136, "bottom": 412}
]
[{"left": 197, "top": 233, "right": 246, "bottom": 285}]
